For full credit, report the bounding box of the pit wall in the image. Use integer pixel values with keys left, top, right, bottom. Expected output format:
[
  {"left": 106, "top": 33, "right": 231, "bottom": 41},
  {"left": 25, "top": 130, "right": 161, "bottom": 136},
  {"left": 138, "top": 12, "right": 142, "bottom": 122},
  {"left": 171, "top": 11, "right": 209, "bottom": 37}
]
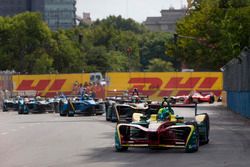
[
  {"left": 12, "top": 72, "right": 222, "bottom": 101},
  {"left": 227, "top": 91, "right": 250, "bottom": 118}
]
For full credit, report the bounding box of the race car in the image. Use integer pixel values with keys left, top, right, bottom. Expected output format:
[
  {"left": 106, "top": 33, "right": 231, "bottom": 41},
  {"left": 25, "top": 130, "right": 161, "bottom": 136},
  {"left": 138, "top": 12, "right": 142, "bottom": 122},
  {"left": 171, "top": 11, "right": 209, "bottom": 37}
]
[
  {"left": 18, "top": 97, "right": 56, "bottom": 114},
  {"left": 2, "top": 97, "right": 21, "bottom": 112},
  {"left": 171, "top": 91, "right": 215, "bottom": 104},
  {"left": 59, "top": 94, "right": 105, "bottom": 117},
  {"left": 114, "top": 102, "right": 209, "bottom": 153}
]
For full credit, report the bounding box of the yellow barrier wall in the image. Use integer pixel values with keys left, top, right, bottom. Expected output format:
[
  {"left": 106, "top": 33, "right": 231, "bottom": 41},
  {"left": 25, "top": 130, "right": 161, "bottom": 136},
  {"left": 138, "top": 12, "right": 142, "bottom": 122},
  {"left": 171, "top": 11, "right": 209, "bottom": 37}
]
[
  {"left": 12, "top": 72, "right": 222, "bottom": 100},
  {"left": 12, "top": 74, "right": 89, "bottom": 96},
  {"left": 106, "top": 72, "right": 222, "bottom": 100}
]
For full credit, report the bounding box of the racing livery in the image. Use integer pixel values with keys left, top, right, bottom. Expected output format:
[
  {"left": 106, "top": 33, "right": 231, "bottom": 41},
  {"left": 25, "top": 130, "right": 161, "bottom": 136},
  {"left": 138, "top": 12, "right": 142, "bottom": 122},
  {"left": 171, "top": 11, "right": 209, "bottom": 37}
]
[{"left": 114, "top": 103, "right": 209, "bottom": 152}]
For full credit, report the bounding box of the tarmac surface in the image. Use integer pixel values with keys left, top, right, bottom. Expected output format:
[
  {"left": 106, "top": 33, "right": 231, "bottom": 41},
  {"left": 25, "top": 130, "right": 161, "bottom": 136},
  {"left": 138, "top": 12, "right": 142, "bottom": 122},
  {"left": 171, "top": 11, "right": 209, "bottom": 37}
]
[{"left": 0, "top": 103, "right": 250, "bottom": 167}]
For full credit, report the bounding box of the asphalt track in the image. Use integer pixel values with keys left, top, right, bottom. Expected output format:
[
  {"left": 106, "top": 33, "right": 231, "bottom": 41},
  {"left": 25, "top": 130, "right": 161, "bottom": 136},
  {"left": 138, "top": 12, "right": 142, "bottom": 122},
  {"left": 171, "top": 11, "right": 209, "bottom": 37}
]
[{"left": 0, "top": 103, "right": 250, "bottom": 167}]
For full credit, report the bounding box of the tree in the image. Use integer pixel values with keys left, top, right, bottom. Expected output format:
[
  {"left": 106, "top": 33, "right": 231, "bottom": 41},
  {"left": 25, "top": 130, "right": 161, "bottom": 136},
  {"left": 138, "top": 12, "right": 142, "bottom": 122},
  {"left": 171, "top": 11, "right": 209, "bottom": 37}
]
[
  {"left": 172, "top": 0, "right": 250, "bottom": 71},
  {"left": 139, "top": 32, "right": 172, "bottom": 69},
  {"left": 32, "top": 50, "right": 54, "bottom": 74},
  {"left": 51, "top": 30, "right": 85, "bottom": 73},
  {"left": 146, "top": 58, "right": 175, "bottom": 72},
  {"left": 0, "top": 12, "right": 54, "bottom": 73},
  {"left": 0, "top": 13, "right": 177, "bottom": 73},
  {"left": 84, "top": 46, "right": 109, "bottom": 73}
]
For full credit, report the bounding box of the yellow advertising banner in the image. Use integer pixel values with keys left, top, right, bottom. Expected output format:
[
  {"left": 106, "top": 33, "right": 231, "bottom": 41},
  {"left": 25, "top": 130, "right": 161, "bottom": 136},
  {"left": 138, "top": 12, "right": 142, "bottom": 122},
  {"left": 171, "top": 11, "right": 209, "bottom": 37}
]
[
  {"left": 106, "top": 72, "right": 222, "bottom": 100},
  {"left": 12, "top": 74, "right": 90, "bottom": 97},
  {"left": 12, "top": 72, "right": 222, "bottom": 100}
]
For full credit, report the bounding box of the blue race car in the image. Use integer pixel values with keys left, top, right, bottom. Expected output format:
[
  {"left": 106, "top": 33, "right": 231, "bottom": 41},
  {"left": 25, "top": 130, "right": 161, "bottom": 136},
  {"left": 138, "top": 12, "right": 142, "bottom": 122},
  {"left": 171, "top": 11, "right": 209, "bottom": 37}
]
[{"left": 59, "top": 95, "right": 104, "bottom": 117}]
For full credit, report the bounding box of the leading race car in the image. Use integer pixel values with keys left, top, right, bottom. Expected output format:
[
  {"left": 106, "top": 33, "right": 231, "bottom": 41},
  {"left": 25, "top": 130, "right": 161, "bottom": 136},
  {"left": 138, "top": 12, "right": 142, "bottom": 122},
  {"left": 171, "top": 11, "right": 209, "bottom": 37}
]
[{"left": 114, "top": 101, "right": 209, "bottom": 153}]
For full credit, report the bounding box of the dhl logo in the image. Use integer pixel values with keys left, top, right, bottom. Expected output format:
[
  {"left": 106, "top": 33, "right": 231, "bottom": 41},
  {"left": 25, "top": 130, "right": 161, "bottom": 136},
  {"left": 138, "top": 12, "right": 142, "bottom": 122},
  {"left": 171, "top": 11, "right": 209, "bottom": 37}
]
[
  {"left": 108, "top": 77, "right": 222, "bottom": 97},
  {"left": 15, "top": 79, "right": 68, "bottom": 97}
]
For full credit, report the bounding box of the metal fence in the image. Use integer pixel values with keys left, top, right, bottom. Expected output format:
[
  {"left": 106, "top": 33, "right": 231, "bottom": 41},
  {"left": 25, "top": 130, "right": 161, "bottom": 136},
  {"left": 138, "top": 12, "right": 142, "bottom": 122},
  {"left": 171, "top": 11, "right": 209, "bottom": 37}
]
[
  {"left": 0, "top": 71, "right": 14, "bottom": 91},
  {"left": 0, "top": 71, "right": 15, "bottom": 109},
  {"left": 223, "top": 47, "right": 250, "bottom": 118},
  {"left": 223, "top": 47, "right": 250, "bottom": 91}
]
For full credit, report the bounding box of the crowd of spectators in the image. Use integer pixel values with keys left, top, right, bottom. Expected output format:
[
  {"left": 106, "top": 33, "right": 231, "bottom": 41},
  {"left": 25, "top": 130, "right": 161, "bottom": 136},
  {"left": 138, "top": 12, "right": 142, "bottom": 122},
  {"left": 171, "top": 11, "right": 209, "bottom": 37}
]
[{"left": 72, "top": 81, "right": 105, "bottom": 99}]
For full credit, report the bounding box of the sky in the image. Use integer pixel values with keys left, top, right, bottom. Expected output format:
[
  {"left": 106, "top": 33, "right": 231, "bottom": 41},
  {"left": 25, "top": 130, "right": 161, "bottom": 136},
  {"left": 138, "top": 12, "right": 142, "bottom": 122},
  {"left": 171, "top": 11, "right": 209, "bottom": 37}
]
[{"left": 76, "top": 0, "right": 187, "bottom": 23}]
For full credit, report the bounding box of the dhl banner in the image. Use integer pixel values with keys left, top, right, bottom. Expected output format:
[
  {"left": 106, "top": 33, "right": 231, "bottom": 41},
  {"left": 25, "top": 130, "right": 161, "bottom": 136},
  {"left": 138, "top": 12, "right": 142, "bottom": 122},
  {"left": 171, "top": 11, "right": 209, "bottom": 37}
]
[
  {"left": 12, "top": 72, "right": 222, "bottom": 100},
  {"left": 106, "top": 72, "right": 222, "bottom": 100},
  {"left": 12, "top": 74, "right": 90, "bottom": 97}
]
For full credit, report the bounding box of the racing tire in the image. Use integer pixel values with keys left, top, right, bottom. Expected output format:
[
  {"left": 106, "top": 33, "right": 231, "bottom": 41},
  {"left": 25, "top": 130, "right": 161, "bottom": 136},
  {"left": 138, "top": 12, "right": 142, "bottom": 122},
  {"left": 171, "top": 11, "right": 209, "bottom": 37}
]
[
  {"left": 59, "top": 100, "right": 67, "bottom": 116},
  {"left": 54, "top": 102, "right": 59, "bottom": 113},
  {"left": 209, "top": 96, "right": 215, "bottom": 104},
  {"left": 23, "top": 105, "right": 29, "bottom": 114},
  {"left": 199, "top": 113, "right": 210, "bottom": 145},
  {"left": 189, "top": 96, "right": 194, "bottom": 104},
  {"left": 115, "top": 146, "right": 128, "bottom": 152},
  {"left": 115, "top": 131, "right": 128, "bottom": 152},
  {"left": 18, "top": 108, "right": 23, "bottom": 114},
  {"left": 3, "top": 104, "right": 8, "bottom": 112},
  {"left": 106, "top": 106, "right": 112, "bottom": 121},
  {"left": 60, "top": 112, "right": 67, "bottom": 116},
  {"left": 111, "top": 109, "right": 117, "bottom": 122},
  {"left": 68, "top": 111, "right": 75, "bottom": 117}
]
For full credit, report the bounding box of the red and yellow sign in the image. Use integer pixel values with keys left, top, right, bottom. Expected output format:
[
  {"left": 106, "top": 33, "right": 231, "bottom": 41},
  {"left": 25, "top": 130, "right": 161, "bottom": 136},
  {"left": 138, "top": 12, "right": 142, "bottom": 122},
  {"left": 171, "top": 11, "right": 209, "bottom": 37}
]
[
  {"left": 106, "top": 72, "right": 222, "bottom": 100},
  {"left": 12, "top": 72, "right": 222, "bottom": 100},
  {"left": 12, "top": 74, "right": 90, "bottom": 97}
]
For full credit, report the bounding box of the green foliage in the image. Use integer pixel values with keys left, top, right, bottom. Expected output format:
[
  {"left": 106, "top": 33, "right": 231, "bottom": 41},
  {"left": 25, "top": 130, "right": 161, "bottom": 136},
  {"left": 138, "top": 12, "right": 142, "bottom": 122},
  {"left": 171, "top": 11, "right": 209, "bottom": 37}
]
[
  {"left": 139, "top": 32, "right": 172, "bottom": 68},
  {"left": 0, "top": 13, "right": 174, "bottom": 73},
  {"left": 32, "top": 50, "right": 54, "bottom": 74},
  {"left": 173, "top": 0, "right": 250, "bottom": 71},
  {"left": 146, "top": 59, "right": 175, "bottom": 72}
]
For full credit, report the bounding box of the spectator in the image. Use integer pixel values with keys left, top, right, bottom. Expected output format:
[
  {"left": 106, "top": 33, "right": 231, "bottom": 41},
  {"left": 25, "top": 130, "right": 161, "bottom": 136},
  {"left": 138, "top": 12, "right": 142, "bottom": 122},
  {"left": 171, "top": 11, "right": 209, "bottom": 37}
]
[
  {"left": 72, "top": 81, "right": 79, "bottom": 95},
  {"left": 79, "top": 83, "right": 85, "bottom": 96}
]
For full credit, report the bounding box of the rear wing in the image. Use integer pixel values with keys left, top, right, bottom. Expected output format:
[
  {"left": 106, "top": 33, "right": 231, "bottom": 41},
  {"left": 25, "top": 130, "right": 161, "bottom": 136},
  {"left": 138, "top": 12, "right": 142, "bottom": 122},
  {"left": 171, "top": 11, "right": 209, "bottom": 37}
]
[
  {"left": 116, "top": 102, "right": 198, "bottom": 124},
  {"left": 115, "top": 104, "right": 149, "bottom": 123}
]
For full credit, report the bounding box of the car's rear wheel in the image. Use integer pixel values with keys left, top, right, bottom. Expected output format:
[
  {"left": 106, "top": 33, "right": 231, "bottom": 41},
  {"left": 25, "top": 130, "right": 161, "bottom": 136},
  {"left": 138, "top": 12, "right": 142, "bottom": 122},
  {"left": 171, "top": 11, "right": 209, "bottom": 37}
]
[
  {"left": 68, "top": 111, "right": 75, "bottom": 117},
  {"left": 200, "top": 113, "right": 210, "bottom": 145},
  {"left": 3, "top": 104, "right": 8, "bottom": 112},
  {"left": 209, "top": 96, "right": 215, "bottom": 104}
]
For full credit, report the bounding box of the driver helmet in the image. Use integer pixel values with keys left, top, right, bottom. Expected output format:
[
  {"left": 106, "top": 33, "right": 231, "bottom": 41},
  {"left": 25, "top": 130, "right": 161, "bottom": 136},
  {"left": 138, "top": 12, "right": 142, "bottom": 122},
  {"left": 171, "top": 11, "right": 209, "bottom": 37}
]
[{"left": 162, "top": 101, "right": 168, "bottom": 108}]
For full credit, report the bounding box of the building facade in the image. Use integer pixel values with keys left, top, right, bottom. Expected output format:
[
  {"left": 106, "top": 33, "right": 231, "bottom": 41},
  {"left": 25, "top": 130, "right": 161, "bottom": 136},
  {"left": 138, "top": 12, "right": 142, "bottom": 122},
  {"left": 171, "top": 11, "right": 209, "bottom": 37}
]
[
  {"left": 43, "top": 0, "right": 76, "bottom": 30},
  {"left": 0, "top": 0, "right": 76, "bottom": 30},
  {"left": 0, "top": 0, "right": 30, "bottom": 16},
  {"left": 144, "top": 9, "right": 186, "bottom": 32}
]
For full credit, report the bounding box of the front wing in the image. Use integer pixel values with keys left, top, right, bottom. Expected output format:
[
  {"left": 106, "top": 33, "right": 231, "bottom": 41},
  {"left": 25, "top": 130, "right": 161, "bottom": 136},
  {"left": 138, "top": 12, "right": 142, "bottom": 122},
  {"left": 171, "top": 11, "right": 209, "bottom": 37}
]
[{"left": 115, "top": 123, "right": 198, "bottom": 151}]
